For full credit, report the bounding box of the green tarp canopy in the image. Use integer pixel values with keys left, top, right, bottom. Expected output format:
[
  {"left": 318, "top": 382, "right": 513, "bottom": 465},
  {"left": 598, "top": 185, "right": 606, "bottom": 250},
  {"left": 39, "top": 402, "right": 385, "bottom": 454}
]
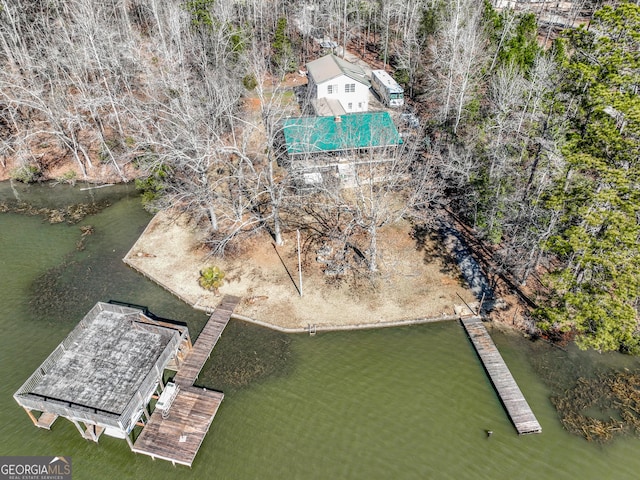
[{"left": 282, "top": 111, "right": 402, "bottom": 155}]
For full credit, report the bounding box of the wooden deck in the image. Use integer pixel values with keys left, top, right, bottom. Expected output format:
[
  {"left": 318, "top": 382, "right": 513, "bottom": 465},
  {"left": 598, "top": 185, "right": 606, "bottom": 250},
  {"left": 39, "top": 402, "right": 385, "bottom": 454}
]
[
  {"left": 36, "top": 412, "right": 58, "bottom": 430},
  {"left": 173, "top": 295, "right": 241, "bottom": 387},
  {"left": 132, "top": 386, "right": 224, "bottom": 466},
  {"left": 461, "top": 316, "right": 542, "bottom": 435},
  {"left": 133, "top": 295, "right": 240, "bottom": 466}
]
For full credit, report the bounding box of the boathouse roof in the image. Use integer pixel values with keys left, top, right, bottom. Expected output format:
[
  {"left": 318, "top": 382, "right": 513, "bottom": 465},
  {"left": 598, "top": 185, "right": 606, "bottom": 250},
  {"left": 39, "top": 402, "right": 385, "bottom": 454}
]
[{"left": 14, "top": 302, "right": 186, "bottom": 429}]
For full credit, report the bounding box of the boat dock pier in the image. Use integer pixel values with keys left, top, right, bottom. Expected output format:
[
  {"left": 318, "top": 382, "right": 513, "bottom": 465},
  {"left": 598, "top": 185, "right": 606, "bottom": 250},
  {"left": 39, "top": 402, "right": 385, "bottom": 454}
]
[
  {"left": 173, "top": 295, "right": 241, "bottom": 387},
  {"left": 461, "top": 316, "right": 542, "bottom": 435},
  {"left": 132, "top": 295, "right": 241, "bottom": 466}
]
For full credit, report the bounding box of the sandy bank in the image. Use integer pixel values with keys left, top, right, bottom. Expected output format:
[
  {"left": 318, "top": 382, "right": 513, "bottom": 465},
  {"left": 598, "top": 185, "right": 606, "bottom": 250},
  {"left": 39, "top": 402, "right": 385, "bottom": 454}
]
[{"left": 123, "top": 210, "right": 477, "bottom": 332}]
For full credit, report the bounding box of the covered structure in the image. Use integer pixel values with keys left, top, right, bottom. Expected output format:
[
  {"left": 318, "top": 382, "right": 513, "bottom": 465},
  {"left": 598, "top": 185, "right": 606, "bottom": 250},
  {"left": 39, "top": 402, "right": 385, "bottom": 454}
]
[
  {"left": 14, "top": 302, "right": 191, "bottom": 448},
  {"left": 282, "top": 111, "right": 402, "bottom": 156},
  {"left": 281, "top": 111, "right": 404, "bottom": 188}
]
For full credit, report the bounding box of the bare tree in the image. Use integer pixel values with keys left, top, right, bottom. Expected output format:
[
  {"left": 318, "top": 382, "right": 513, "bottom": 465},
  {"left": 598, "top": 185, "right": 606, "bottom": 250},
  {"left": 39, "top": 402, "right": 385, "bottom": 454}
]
[
  {"left": 289, "top": 133, "right": 440, "bottom": 276},
  {"left": 439, "top": 50, "right": 567, "bottom": 285},
  {"left": 427, "top": 0, "right": 487, "bottom": 133}
]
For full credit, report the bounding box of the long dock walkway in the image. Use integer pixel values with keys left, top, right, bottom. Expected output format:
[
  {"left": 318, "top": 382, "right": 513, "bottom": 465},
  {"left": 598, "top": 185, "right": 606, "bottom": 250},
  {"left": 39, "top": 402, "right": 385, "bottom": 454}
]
[
  {"left": 173, "top": 295, "right": 241, "bottom": 387},
  {"left": 132, "top": 295, "right": 241, "bottom": 466},
  {"left": 461, "top": 316, "right": 541, "bottom": 435}
]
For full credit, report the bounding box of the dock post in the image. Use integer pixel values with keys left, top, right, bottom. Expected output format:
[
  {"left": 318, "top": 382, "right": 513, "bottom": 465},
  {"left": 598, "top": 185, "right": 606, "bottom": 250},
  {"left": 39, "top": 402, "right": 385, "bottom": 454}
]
[
  {"left": 125, "top": 433, "right": 134, "bottom": 450},
  {"left": 23, "top": 407, "right": 39, "bottom": 427},
  {"left": 71, "top": 419, "right": 86, "bottom": 439}
]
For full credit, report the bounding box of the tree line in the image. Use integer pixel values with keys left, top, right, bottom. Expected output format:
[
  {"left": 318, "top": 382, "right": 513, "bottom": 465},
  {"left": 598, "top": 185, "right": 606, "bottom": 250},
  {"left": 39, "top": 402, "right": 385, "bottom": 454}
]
[
  {"left": 1, "top": 0, "right": 638, "bottom": 352},
  {"left": 429, "top": 1, "right": 640, "bottom": 353}
]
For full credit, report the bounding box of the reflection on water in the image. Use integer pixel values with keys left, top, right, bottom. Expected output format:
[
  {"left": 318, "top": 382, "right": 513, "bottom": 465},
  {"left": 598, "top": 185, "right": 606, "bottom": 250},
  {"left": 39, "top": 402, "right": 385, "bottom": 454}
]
[
  {"left": 2, "top": 182, "right": 640, "bottom": 480},
  {"left": 0, "top": 180, "right": 133, "bottom": 210}
]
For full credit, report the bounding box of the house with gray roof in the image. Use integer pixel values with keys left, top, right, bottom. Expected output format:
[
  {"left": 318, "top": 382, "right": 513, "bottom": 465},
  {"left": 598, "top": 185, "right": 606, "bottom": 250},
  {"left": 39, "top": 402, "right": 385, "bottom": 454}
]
[{"left": 306, "top": 54, "right": 370, "bottom": 116}]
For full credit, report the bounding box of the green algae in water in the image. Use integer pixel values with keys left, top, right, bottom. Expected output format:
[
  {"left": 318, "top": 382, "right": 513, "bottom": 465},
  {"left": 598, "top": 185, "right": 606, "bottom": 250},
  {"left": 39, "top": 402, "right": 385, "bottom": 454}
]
[
  {"left": 0, "top": 200, "right": 112, "bottom": 224},
  {"left": 195, "top": 319, "right": 293, "bottom": 391},
  {"left": 494, "top": 326, "right": 640, "bottom": 444}
]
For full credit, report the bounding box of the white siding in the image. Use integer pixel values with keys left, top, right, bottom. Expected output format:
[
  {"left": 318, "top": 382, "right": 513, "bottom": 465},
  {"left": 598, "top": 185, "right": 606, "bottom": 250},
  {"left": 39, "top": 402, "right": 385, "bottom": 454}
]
[{"left": 314, "top": 75, "right": 369, "bottom": 113}]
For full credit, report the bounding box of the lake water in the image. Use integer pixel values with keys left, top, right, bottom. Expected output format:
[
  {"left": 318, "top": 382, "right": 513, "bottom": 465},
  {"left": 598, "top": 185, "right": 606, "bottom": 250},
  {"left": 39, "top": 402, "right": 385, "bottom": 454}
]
[{"left": 1, "top": 181, "right": 640, "bottom": 479}]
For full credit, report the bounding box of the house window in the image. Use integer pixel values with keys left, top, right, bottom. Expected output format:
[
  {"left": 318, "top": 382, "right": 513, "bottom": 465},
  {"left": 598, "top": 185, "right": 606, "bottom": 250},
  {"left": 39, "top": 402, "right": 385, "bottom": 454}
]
[
  {"left": 358, "top": 102, "right": 363, "bottom": 109},
  {"left": 345, "top": 83, "right": 356, "bottom": 93},
  {"left": 348, "top": 103, "right": 353, "bottom": 110},
  {"left": 327, "top": 84, "right": 338, "bottom": 94}
]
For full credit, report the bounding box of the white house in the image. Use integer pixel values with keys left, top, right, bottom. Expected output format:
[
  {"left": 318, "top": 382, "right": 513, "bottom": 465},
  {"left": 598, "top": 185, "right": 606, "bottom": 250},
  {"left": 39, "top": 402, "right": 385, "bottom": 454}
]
[{"left": 306, "top": 54, "right": 370, "bottom": 116}]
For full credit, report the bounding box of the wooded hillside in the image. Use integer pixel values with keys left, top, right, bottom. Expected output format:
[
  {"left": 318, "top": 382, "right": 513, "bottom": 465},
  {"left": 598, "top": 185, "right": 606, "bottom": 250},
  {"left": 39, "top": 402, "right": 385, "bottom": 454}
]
[{"left": 1, "top": 0, "right": 638, "bottom": 353}]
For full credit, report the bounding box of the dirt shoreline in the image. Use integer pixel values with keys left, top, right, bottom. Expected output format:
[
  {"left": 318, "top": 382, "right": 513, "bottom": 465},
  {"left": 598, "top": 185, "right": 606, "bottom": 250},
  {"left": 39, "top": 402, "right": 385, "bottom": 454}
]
[
  {"left": 0, "top": 158, "right": 140, "bottom": 184},
  {"left": 124, "top": 209, "right": 478, "bottom": 331}
]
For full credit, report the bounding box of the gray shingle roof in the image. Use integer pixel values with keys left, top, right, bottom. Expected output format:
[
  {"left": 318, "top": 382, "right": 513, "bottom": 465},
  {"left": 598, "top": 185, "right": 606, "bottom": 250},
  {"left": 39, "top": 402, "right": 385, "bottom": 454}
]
[{"left": 306, "top": 54, "right": 370, "bottom": 86}]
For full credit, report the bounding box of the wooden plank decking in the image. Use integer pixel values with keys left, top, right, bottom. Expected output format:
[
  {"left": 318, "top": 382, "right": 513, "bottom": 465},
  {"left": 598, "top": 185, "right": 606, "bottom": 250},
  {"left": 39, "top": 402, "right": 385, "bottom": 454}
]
[
  {"left": 173, "top": 295, "right": 241, "bottom": 387},
  {"left": 36, "top": 412, "right": 58, "bottom": 430},
  {"left": 461, "top": 316, "right": 542, "bottom": 435},
  {"left": 132, "top": 386, "right": 224, "bottom": 466},
  {"left": 133, "top": 295, "right": 240, "bottom": 466}
]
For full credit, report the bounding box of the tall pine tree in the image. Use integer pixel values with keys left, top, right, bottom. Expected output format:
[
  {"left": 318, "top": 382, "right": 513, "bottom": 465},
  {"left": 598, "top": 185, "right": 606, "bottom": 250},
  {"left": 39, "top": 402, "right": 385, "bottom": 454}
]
[{"left": 539, "top": 3, "right": 640, "bottom": 352}]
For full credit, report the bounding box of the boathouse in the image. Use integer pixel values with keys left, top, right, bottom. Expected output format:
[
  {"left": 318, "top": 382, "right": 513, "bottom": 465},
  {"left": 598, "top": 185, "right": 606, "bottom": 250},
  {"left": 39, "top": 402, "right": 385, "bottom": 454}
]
[
  {"left": 15, "top": 297, "right": 241, "bottom": 467},
  {"left": 14, "top": 302, "right": 191, "bottom": 448}
]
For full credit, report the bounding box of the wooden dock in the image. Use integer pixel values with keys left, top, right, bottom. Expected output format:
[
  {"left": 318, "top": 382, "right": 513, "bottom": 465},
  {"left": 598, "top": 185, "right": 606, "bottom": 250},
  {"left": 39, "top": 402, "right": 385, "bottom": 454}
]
[
  {"left": 133, "top": 295, "right": 240, "bottom": 466},
  {"left": 461, "top": 316, "right": 542, "bottom": 435},
  {"left": 132, "top": 386, "right": 224, "bottom": 466},
  {"left": 173, "top": 295, "right": 241, "bottom": 387},
  {"left": 35, "top": 412, "right": 58, "bottom": 430}
]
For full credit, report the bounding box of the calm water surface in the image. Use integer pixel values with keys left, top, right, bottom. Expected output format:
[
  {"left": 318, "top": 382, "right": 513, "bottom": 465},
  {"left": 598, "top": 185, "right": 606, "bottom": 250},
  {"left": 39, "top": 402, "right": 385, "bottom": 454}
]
[{"left": 1, "top": 181, "right": 640, "bottom": 479}]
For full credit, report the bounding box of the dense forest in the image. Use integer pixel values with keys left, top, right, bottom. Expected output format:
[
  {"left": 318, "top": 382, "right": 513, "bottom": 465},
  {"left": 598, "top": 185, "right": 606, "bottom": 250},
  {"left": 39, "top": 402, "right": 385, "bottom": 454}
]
[{"left": 1, "top": 0, "right": 638, "bottom": 353}]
